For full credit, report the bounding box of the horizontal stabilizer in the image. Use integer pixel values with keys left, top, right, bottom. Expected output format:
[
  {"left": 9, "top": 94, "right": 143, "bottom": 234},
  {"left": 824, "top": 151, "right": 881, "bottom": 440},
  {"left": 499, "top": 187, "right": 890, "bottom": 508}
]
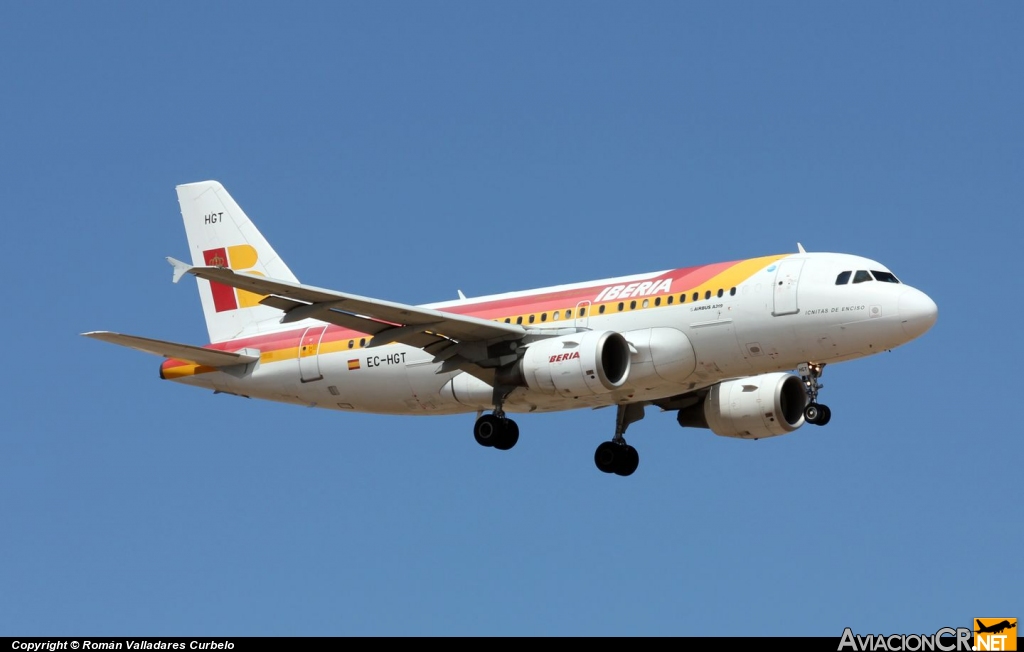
[{"left": 82, "top": 331, "right": 259, "bottom": 368}]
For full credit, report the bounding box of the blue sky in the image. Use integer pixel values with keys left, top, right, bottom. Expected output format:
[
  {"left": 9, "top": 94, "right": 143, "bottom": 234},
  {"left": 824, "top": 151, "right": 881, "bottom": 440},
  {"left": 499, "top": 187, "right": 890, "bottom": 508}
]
[{"left": 2, "top": 2, "right": 1021, "bottom": 636}]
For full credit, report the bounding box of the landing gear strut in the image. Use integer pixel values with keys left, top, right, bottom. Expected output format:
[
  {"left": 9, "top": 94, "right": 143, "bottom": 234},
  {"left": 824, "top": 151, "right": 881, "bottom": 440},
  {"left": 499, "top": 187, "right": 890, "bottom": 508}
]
[
  {"left": 594, "top": 403, "right": 643, "bottom": 476},
  {"left": 473, "top": 387, "right": 519, "bottom": 451},
  {"left": 798, "top": 362, "right": 832, "bottom": 426}
]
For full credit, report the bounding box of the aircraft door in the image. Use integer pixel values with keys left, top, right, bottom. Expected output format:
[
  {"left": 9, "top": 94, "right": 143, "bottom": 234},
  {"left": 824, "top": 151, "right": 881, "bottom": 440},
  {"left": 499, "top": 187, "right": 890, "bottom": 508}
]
[
  {"left": 574, "top": 301, "right": 591, "bottom": 329},
  {"left": 298, "top": 325, "right": 327, "bottom": 382},
  {"left": 772, "top": 259, "right": 805, "bottom": 316}
]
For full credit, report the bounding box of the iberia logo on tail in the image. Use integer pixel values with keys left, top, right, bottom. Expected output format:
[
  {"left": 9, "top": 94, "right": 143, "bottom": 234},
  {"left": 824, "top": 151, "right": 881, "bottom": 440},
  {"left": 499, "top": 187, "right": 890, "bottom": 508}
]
[{"left": 203, "top": 245, "right": 266, "bottom": 312}]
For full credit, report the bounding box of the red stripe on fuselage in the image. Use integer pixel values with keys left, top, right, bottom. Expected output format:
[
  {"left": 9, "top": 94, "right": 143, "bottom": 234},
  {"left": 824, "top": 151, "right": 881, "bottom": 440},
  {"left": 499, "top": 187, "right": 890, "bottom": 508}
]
[
  {"left": 187, "top": 260, "right": 749, "bottom": 354},
  {"left": 437, "top": 259, "right": 736, "bottom": 319}
]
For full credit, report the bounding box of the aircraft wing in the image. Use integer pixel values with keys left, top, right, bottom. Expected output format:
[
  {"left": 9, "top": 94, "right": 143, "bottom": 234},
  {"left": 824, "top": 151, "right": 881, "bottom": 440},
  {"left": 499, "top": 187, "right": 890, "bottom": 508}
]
[
  {"left": 167, "top": 258, "right": 525, "bottom": 354},
  {"left": 82, "top": 331, "right": 259, "bottom": 368}
]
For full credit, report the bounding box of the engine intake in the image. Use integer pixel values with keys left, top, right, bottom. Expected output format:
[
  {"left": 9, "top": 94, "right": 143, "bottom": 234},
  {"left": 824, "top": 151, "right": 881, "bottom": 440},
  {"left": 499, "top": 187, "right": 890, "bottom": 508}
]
[
  {"left": 499, "top": 330, "right": 631, "bottom": 396},
  {"left": 677, "top": 372, "right": 807, "bottom": 439}
]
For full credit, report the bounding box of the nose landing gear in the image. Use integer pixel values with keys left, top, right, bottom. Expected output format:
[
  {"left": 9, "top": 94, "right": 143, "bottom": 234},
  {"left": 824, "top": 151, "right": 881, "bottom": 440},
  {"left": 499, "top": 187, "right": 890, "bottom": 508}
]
[{"left": 798, "top": 362, "right": 831, "bottom": 426}]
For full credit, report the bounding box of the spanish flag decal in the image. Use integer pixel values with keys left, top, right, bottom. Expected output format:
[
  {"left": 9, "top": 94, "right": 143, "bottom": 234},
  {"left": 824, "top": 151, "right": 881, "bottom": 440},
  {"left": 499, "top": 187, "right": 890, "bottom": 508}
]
[{"left": 347, "top": 359, "right": 360, "bottom": 371}]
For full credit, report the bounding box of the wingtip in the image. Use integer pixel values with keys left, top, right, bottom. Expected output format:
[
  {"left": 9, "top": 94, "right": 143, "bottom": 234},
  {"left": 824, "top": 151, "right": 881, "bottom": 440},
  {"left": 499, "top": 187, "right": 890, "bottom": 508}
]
[
  {"left": 81, "top": 331, "right": 115, "bottom": 341},
  {"left": 166, "top": 257, "right": 192, "bottom": 283}
]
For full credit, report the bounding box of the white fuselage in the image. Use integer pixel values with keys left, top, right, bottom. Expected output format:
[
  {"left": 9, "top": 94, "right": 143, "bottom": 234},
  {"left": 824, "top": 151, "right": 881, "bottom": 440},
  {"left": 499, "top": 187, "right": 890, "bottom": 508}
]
[{"left": 165, "top": 252, "right": 935, "bottom": 416}]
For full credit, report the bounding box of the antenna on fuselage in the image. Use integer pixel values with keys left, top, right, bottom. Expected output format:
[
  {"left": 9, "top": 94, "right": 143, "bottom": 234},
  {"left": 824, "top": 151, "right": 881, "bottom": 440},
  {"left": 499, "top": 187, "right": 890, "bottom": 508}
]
[{"left": 797, "top": 243, "right": 807, "bottom": 254}]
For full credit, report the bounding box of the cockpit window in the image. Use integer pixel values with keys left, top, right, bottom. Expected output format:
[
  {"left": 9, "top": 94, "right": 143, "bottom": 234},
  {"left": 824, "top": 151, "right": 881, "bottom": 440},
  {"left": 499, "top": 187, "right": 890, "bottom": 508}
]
[
  {"left": 871, "top": 270, "right": 901, "bottom": 284},
  {"left": 835, "top": 271, "right": 852, "bottom": 285},
  {"left": 852, "top": 270, "right": 873, "bottom": 284}
]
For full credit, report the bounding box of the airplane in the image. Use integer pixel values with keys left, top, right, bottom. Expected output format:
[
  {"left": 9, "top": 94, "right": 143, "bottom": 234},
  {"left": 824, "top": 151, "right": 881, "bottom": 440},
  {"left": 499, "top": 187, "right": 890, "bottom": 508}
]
[
  {"left": 83, "top": 180, "right": 938, "bottom": 477},
  {"left": 976, "top": 620, "right": 1016, "bottom": 635}
]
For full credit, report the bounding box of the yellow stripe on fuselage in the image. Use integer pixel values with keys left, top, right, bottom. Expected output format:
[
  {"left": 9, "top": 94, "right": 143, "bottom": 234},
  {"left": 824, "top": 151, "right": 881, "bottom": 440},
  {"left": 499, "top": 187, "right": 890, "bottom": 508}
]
[
  {"left": 706, "top": 254, "right": 786, "bottom": 294},
  {"left": 161, "top": 255, "right": 788, "bottom": 379},
  {"left": 161, "top": 364, "right": 217, "bottom": 379}
]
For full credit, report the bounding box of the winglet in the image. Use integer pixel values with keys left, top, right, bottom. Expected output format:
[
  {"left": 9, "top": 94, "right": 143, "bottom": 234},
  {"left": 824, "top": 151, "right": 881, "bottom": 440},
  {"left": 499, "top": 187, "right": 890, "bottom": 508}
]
[
  {"left": 166, "top": 256, "right": 192, "bottom": 284},
  {"left": 797, "top": 243, "right": 807, "bottom": 254},
  {"left": 458, "top": 289, "right": 467, "bottom": 300}
]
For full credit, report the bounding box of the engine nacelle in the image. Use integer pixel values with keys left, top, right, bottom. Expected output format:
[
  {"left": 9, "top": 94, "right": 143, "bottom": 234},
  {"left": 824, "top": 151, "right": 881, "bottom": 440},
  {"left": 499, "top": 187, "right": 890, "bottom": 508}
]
[
  {"left": 678, "top": 372, "right": 807, "bottom": 439},
  {"left": 508, "top": 330, "right": 631, "bottom": 396}
]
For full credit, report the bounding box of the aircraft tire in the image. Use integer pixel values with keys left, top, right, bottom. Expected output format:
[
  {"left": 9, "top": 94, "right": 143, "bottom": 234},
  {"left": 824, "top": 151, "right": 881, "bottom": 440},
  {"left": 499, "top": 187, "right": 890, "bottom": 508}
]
[
  {"left": 804, "top": 403, "right": 822, "bottom": 425},
  {"left": 474, "top": 414, "right": 503, "bottom": 447},
  {"left": 594, "top": 441, "right": 618, "bottom": 474},
  {"left": 493, "top": 419, "right": 519, "bottom": 450},
  {"left": 613, "top": 445, "right": 639, "bottom": 477}
]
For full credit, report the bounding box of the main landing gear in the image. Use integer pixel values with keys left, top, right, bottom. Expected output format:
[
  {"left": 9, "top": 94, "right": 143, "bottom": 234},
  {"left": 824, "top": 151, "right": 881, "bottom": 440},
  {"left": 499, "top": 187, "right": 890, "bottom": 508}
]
[
  {"left": 473, "top": 387, "right": 520, "bottom": 451},
  {"left": 798, "top": 362, "right": 832, "bottom": 426},
  {"left": 473, "top": 410, "right": 520, "bottom": 451},
  {"left": 594, "top": 403, "right": 644, "bottom": 477},
  {"left": 472, "top": 401, "right": 646, "bottom": 477}
]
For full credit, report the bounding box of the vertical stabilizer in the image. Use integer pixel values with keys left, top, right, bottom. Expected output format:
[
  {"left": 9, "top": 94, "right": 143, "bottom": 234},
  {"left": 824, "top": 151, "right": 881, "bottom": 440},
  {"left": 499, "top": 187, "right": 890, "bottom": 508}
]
[{"left": 176, "top": 180, "right": 299, "bottom": 342}]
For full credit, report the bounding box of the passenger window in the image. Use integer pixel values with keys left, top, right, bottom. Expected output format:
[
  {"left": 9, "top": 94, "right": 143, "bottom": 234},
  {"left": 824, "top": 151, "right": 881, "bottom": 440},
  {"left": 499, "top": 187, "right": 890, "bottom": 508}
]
[
  {"left": 872, "top": 270, "right": 901, "bottom": 284},
  {"left": 667, "top": 295, "right": 674, "bottom": 305},
  {"left": 835, "top": 271, "right": 852, "bottom": 285},
  {"left": 540, "top": 313, "right": 547, "bottom": 322},
  {"left": 552, "top": 312, "right": 559, "bottom": 321},
  {"left": 618, "top": 302, "right": 624, "bottom": 312},
  {"left": 565, "top": 310, "right": 571, "bottom": 319},
  {"left": 705, "top": 290, "right": 711, "bottom": 300},
  {"left": 504, "top": 318, "right": 510, "bottom": 323},
  {"left": 579, "top": 307, "right": 587, "bottom": 317},
  {"left": 630, "top": 300, "right": 636, "bottom": 310},
  {"left": 717, "top": 289, "right": 723, "bottom": 298},
  {"left": 654, "top": 297, "right": 660, "bottom": 307},
  {"left": 729, "top": 287, "right": 736, "bottom": 296},
  {"left": 348, "top": 340, "right": 354, "bottom": 349},
  {"left": 692, "top": 292, "right": 698, "bottom": 302},
  {"left": 599, "top": 305, "right": 606, "bottom": 314},
  {"left": 528, "top": 314, "right": 535, "bottom": 323},
  {"left": 359, "top": 338, "right": 366, "bottom": 347},
  {"left": 853, "top": 270, "right": 873, "bottom": 284},
  {"left": 516, "top": 316, "right": 523, "bottom": 325}
]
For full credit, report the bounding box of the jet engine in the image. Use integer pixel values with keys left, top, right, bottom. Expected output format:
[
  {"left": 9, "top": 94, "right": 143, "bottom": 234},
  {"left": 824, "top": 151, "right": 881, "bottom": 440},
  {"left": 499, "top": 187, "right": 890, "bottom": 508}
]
[
  {"left": 677, "top": 372, "right": 807, "bottom": 439},
  {"left": 498, "top": 330, "right": 631, "bottom": 396}
]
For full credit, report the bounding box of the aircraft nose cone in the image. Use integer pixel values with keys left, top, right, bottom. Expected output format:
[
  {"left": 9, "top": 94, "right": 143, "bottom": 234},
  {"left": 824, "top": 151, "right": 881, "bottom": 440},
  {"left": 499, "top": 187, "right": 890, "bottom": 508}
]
[{"left": 898, "top": 288, "right": 938, "bottom": 339}]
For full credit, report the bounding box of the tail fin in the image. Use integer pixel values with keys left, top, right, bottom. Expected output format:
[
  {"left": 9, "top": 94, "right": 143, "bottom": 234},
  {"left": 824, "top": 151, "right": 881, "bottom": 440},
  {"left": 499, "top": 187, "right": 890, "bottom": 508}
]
[{"left": 176, "top": 180, "right": 298, "bottom": 343}]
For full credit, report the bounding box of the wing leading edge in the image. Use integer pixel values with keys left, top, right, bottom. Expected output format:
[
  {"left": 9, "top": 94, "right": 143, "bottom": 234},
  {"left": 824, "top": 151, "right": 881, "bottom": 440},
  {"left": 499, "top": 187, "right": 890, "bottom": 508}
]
[{"left": 166, "top": 258, "right": 525, "bottom": 357}]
